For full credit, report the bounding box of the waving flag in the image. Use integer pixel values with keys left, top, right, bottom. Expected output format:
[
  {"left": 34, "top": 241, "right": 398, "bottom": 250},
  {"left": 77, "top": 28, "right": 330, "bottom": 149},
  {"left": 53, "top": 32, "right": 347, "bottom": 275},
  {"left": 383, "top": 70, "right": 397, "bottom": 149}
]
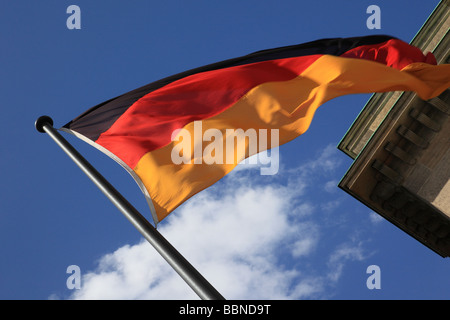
[{"left": 62, "top": 35, "right": 450, "bottom": 224}]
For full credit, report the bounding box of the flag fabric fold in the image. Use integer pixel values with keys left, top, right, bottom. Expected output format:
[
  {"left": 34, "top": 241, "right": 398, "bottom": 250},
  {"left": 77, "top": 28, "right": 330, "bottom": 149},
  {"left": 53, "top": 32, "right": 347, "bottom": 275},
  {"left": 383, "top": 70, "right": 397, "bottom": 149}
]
[{"left": 62, "top": 35, "right": 450, "bottom": 225}]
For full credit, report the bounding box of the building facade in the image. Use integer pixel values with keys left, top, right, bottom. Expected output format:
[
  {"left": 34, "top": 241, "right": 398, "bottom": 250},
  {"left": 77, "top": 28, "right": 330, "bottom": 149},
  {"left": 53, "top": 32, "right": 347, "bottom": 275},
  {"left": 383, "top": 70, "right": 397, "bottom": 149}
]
[{"left": 338, "top": 1, "right": 450, "bottom": 257}]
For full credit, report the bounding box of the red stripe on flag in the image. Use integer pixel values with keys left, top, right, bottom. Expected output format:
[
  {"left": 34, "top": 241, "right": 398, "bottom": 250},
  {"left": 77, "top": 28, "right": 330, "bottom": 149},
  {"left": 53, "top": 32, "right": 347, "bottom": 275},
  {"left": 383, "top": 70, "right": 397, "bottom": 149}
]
[
  {"left": 341, "top": 39, "right": 436, "bottom": 69},
  {"left": 95, "top": 54, "right": 322, "bottom": 168}
]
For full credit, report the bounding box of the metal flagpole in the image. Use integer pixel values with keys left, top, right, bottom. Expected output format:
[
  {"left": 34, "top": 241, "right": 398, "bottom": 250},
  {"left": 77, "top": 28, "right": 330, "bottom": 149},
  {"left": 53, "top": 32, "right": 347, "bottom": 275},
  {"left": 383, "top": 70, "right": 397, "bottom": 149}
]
[{"left": 35, "top": 115, "right": 225, "bottom": 301}]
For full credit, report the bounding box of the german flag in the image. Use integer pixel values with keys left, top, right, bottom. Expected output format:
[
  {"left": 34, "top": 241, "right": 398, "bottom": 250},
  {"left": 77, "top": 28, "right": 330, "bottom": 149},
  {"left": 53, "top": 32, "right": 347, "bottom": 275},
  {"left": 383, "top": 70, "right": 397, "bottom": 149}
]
[{"left": 62, "top": 35, "right": 450, "bottom": 224}]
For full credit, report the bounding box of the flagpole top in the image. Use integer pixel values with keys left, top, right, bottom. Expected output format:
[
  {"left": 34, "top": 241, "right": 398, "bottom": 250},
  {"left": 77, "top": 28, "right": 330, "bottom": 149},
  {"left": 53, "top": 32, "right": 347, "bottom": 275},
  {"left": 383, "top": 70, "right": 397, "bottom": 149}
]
[{"left": 35, "top": 115, "right": 54, "bottom": 133}]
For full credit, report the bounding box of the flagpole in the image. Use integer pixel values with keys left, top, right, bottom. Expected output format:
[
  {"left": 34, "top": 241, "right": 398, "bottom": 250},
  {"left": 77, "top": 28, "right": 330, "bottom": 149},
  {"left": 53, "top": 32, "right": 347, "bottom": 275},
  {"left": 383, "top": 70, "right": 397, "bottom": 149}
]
[{"left": 35, "top": 115, "right": 225, "bottom": 301}]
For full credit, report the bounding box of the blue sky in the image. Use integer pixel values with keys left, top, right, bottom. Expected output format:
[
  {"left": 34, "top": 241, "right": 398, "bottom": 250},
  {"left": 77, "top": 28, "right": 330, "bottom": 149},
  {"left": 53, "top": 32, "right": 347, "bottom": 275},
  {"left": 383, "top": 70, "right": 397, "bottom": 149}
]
[{"left": 1, "top": 0, "right": 449, "bottom": 300}]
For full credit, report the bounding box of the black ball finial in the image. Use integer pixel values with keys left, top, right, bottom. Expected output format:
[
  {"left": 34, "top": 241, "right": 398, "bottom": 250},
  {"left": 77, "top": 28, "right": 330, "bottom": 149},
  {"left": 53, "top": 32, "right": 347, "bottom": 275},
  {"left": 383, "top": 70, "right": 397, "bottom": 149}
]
[{"left": 35, "top": 115, "right": 54, "bottom": 133}]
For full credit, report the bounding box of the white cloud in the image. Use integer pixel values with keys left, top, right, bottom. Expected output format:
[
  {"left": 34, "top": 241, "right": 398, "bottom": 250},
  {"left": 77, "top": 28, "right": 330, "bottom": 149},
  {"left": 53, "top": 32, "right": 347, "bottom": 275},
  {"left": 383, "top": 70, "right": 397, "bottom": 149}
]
[
  {"left": 369, "top": 211, "right": 385, "bottom": 224},
  {"left": 291, "top": 236, "right": 318, "bottom": 258},
  {"left": 234, "top": 147, "right": 281, "bottom": 176},
  {"left": 65, "top": 144, "right": 369, "bottom": 300},
  {"left": 324, "top": 180, "right": 339, "bottom": 193},
  {"left": 327, "top": 242, "right": 366, "bottom": 283},
  {"left": 320, "top": 199, "right": 342, "bottom": 212}
]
